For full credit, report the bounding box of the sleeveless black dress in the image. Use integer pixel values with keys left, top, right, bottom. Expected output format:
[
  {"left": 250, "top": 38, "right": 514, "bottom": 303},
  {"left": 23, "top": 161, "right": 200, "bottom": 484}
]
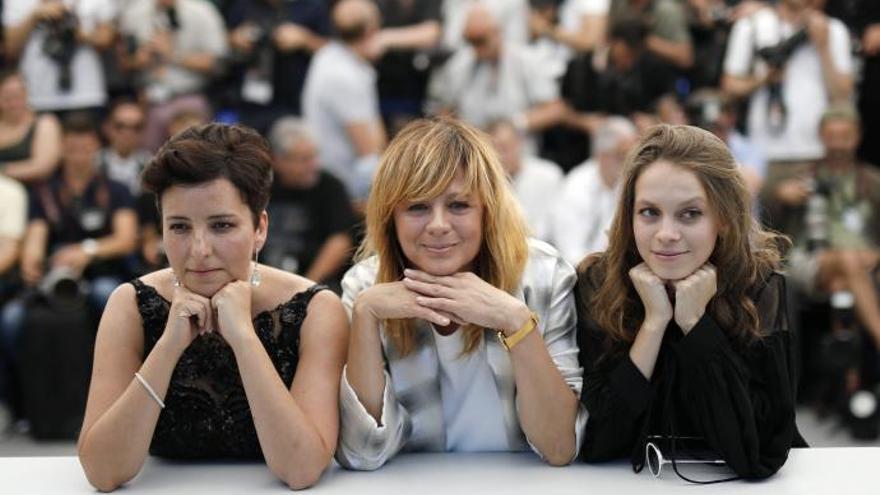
[{"left": 130, "top": 279, "right": 326, "bottom": 459}]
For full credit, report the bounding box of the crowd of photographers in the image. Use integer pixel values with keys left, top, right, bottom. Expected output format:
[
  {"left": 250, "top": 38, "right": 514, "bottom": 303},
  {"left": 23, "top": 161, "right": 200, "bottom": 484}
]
[{"left": 1, "top": 0, "right": 879, "bottom": 440}]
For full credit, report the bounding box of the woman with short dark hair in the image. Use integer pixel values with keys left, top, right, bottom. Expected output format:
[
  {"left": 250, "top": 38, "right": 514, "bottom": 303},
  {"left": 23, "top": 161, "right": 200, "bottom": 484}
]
[{"left": 77, "top": 124, "right": 348, "bottom": 491}]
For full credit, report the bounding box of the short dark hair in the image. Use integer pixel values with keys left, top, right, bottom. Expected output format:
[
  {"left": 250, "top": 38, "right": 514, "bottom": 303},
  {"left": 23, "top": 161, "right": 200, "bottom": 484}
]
[
  {"left": 609, "top": 20, "right": 647, "bottom": 49},
  {"left": 141, "top": 123, "right": 274, "bottom": 227},
  {"left": 62, "top": 111, "right": 100, "bottom": 138}
]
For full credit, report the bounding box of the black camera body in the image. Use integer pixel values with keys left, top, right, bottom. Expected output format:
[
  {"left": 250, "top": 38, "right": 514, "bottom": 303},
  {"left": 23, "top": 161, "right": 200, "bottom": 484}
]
[
  {"left": 228, "top": 18, "right": 278, "bottom": 68},
  {"left": 757, "top": 29, "right": 809, "bottom": 70},
  {"left": 41, "top": 11, "right": 80, "bottom": 92}
]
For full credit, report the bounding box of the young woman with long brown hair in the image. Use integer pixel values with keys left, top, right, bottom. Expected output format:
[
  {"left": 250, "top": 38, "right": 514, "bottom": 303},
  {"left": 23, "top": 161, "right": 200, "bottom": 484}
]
[{"left": 576, "top": 124, "right": 805, "bottom": 479}]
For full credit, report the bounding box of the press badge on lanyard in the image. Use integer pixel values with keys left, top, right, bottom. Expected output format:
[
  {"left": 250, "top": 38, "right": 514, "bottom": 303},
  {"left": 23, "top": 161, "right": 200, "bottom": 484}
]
[
  {"left": 80, "top": 208, "right": 107, "bottom": 232},
  {"left": 842, "top": 207, "right": 864, "bottom": 234}
]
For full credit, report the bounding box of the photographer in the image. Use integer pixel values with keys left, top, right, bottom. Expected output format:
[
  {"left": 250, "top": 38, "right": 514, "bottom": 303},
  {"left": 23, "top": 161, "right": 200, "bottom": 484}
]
[
  {"left": 2, "top": 0, "right": 114, "bottom": 114},
  {"left": 118, "top": 0, "right": 227, "bottom": 151},
  {"left": 2, "top": 112, "right": 137, "bottom": 339},
  {"left": 761, "top": 106, "right": 880, "bottom": 352},
  {"left": 224, "top": 0, "right": 329, "bottom": 134},
  {"left": 721, "top": 0, "right": 852, "bottom": 166}
]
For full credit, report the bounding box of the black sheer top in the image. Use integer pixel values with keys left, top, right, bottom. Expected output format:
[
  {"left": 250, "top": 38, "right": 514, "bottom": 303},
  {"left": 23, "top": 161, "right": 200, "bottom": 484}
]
[
  {"left": 575, "top": 262, "right": 806, "bottom": 479},
  {"left": 130, "top": 279, "right": 326, "bottom": 459}
]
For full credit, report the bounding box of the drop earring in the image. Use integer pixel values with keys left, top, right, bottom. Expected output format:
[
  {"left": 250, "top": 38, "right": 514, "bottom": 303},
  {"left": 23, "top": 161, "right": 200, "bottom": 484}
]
[
  {"left": 172, "top": 273, "right": 181, "bottom": 287},
  {"left": 250, "top": 249, "right": 262, "bottom": 287}
]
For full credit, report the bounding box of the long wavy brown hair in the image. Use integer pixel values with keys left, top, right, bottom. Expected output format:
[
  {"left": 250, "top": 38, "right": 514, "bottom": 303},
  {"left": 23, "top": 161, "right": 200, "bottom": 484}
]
[
  {"left": 587, "top": 124, "right": 788, "bottom": 345},
  {"left": 357, "top": 117, "right": 529, "bottom": 356}
]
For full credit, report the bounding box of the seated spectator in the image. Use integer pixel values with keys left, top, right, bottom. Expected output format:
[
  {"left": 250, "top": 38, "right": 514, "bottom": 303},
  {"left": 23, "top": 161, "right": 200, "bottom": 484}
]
[
  {"left": 99, "top": 99, "right": 152, "bottom": 196},
  {"left": 0, "top": 175, "right": 26, "bottom": 300},
  {"left": 372, "top": 0, "right": 442, "bottom": 135},
  {"left": 2, "top": 0, "right": 114, "bottom": 115},
  {"left": 488, "top": 118, "right": 563, "bottom": 241},
  {"left": 263, "top": 117, "right": 356, "bottom": 293},
  {"left": 761, "top": 106, "right": 880, "bottom": 350},
  {"left": 167, "top": 107, "right": 210, "bottom": 138},
  {"left": 685, "top": 89, "right": 766, "bottom": 198},
  {"left": 429, "top": 5, "right": 566, "bottom": 152},
  {"left": 302, "top": 0, "right": 386, "bottom": 202},
  {"left": 0, "top": 70, "right": 62, "bottom": 184},
  {"left": 564, "top": 20, "right": 678, "bottom": 136},
  {"left": 118, "top": 0, "right": 228, "bottom": 151},
  {"left": 551, "top": 116, "right": 637, "bottom": 265},
  {"left": 722, "top": 0, "right": 853, "bottom": 166},
  {"left": 442, "top": 0, "right": 529, "bottom": 49},
  {"left": 528, "top": 0, "right": 610, "bottom": 77},
  {"left": 608, "top": 0, "right": 694, "bottom": 69},
  {"left": 3, "top": 113, "right": 138, "bottom": 339},
  {"left": 225, "top": 0, "right": 330, "bottom": 134}
]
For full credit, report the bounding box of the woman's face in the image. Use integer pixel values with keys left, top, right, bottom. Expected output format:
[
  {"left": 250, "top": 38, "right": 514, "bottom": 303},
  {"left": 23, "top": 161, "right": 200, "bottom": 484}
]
[
  {"left": 0, "top": 76, "right": 29, "bottom": 119},
  {"left": 162, "top": 178, "right": 266, "bottom": 297},
  {"left": 393, "top": 172, "right": 483, "bottom": 276},
  {"left": 632, "top": 160, "right": 719, "bottom": 281}
]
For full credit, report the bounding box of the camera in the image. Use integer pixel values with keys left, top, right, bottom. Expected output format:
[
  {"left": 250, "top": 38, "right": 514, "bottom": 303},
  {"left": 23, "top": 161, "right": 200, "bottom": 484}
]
[
  {"left": 757, "top": 29, "right": 809, "bottom": 70},
  {"left": 228, "top": 18, "right": 277, "bottom": 68},
  {"left": 756, "top": 29, "right": 809, "bottom": 135},
  {"left": 38, "top": 266, "right": 84, "bottom": 300},
  {"left": 41, "top": 11, "right": 79, "bottom": 92}
]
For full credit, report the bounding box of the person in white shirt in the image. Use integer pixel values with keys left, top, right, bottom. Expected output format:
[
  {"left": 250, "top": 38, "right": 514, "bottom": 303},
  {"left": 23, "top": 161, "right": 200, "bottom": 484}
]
[
  {"left": 488, "top": 119, "right": 563, "bottom": 241},
  {"left": 3, "top": 0, "right": 114, "bottom": 113},
  {"left": 118, "top": 0, "right": 228, "bottom": 151},
  {"left": 551, "top": 116, "right": 637, "bottom": 265},
  {"left": 99, "top": 100, "right": 152, "bottom": 196},
  {"left": 428, "top": 5, "right": 566, "bottom": 153},
  {"left": 721, "top": 0, "right": 853, "bottom": 164},
  {"left": 528, "top": 0, "right": 610, "bottom": 77},
  {"left": 302, "top": 0, "right": 386, "bottom": 202},
  {"left": 441, "top": 0, "right": 529, "bottom": 49}
]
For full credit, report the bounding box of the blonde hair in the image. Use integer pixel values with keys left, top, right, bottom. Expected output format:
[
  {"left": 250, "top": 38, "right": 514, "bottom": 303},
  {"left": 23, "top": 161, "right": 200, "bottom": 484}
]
[
  {"left": 358, "top": 117, "right": 529, "bottom": 356},
  {"left": 588, "top": 125, "right": 787, "bottom": 345}
]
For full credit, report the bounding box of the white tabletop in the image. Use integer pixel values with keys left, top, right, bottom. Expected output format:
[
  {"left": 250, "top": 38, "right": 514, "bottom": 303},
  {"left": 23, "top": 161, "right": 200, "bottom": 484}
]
[{"left": 2, "top": 448, "right": 874, "bottom": 494}]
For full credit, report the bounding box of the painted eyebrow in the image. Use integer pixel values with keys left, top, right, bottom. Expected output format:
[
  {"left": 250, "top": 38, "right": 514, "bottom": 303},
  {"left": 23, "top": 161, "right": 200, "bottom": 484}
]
[
  {"left": 635, "top": 196, "right": 706, "bottom": 207},
  {"left": 165, "top": 214, "right": 238, "bottom": 221}
]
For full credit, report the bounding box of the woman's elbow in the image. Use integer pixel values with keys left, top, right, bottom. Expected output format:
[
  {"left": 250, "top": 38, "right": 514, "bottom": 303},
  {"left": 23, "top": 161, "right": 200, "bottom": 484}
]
[
  {"left": 541, "top": 438, "right": 577, "bottom": 467},
  {"left": 79, "top": 459, "right": 132, "bottom": 493},
  {"left": 78, "top": 443, "right": 138, "bottom": 492},
  {"left": 278, "top": 464, "right": 327, "bottom": 491}
]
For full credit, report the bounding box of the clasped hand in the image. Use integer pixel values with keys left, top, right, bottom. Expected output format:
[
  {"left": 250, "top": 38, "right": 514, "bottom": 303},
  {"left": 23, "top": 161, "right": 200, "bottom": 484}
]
[
  {"left": 357, "top": 269, "right": 530, "bottom": 334},
  {"left": 165, "top": 281, "right": 254, "bottom": 353},
  {"left": 401, "top": 269, "right": 529, "bottom": 334},
  {"left": 628, "top": 263, "right": 717, "bottom": 333}
]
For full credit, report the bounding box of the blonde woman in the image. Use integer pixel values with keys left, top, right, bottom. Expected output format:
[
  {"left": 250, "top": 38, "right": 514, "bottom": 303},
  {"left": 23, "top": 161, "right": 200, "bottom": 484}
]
[{"left": 337, "top": 117, "right": 586, "bottom": 470}]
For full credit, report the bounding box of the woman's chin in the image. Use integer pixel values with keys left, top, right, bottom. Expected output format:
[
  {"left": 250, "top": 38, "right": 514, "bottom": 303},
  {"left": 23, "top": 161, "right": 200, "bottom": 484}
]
[{"left": 647, "top": 264, "right": 698, "bottom": 283}]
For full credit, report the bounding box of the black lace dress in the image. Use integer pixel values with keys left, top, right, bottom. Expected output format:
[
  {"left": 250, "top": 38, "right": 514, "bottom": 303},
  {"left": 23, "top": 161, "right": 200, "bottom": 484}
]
[{"left": 130, "top": 279, "right": 326, "bottom": 459}]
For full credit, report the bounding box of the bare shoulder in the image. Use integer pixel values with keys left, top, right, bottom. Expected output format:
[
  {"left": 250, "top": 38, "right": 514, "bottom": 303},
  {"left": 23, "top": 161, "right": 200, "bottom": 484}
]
[
  {"left": 97, "top": 281, "right": 144, "bottom": 351},
  {"left": 139, "top": 268, "right": 175, "bottom": 301},
  {"left": 256, "top": 264, "right": 340, "bottom": 309},
  {"left": 35, "top": 112, "right": 61, "bottom": 132}
]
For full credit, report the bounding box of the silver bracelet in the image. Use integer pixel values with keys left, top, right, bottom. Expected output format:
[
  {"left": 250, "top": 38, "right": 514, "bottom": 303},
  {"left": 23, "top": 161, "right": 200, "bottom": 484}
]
[{"left": 134, "top": 372, "right": 165, "bottom": 409}]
